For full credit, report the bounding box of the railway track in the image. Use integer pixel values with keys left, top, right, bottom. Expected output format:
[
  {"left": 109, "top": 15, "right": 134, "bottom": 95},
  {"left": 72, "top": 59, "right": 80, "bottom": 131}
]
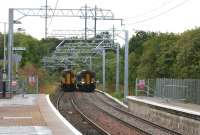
[
  {"left": 74, "top": 92, "right": 151, "bottom": 135},
  {"left": 81, "top": 91, "right": 182, "bottom": 135},
  {"left": 56, "top": 91, "right": 109, "bottom": 135},
  {"left": 53, "top": 90, "right": 183, "bottom": 135},
  {"left": 93, "top": 91, "right": 183, "bottom": 135},
  {"left": 71, "top": 98, "right": 110, "bottom": 135}
]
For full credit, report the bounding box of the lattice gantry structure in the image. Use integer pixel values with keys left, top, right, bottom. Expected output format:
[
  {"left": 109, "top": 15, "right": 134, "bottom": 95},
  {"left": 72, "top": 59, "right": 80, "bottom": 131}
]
[
  {"left": 40, "top": 5, "right": 122, "bottom": 70},
  {"left": 14, "top": 5, "right": 122, "bottom": 39},
  {"left": 8, "top": 5, "right": 128, "bottom": 96},
  {"left": 42, "top": 31, "right": 116, "bottom": 69}
]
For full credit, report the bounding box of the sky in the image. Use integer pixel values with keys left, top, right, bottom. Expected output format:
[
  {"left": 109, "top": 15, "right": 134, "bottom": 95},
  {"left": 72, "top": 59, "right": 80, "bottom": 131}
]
[{"left": 0, "top": 0, "right": 199, "bottom": 39}]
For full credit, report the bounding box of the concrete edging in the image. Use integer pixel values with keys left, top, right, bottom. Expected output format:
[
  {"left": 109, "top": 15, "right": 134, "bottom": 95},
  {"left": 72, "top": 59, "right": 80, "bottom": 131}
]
[
  {"left": 46, "top": 95, "right": 82, "bottom": 135},
  {"left": 95, "top": 89, "right": 128, "bottom": 108},
  {"left": 127, "top": 96, "right": 200, "bottom": 116}
]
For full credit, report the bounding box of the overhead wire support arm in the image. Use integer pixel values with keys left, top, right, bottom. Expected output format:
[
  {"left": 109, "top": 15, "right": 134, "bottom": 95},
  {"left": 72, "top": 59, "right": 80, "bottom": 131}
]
[
  {"left": 45, "top": 0, "right": 48, "bottom": 39},
  {"left": 95, "top": 18, "right": 124, "bottom": 26},
  {"left": 14, "top": 8, "right": 114, "bottom": 20}
]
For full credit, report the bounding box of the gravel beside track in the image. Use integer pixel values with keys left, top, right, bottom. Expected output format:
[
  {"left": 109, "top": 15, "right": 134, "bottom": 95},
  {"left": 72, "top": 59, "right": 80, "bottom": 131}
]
[
  {"left": 80, "top": 92, "right": 182, "bottom": 135},
  {"left": 94, "top": 91, "right": 185, "bottom": 135},
  {"left": 94, "top": 91, "right": 128, "bottom": 110},
  {"left": 74, "top": 92, "right": 147, "bottom": 135},
  {"left": 51, "top": 90, "right": 102, "bottom": 135},
  {"left": 51, "top": 90, "right": 182, "bottom": 135}
]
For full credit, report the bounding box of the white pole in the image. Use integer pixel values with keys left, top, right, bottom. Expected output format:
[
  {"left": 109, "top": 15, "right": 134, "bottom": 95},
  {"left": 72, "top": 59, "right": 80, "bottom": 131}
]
[{"left": 124, "top": 30, "right": 129, "bottom": 98}]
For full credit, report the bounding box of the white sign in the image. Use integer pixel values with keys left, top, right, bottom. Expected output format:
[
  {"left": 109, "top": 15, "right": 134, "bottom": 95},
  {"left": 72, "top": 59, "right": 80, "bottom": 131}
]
[
  {"left": 12, "top": 47, "right": 26, "bottom": 51},
  {"left": 137, "top": 80, "right": 145, "bottom": 90},
  {"left": 11, "top": 80, "right": 17, "bottom": 87},
  {"left": 29, "top": 76, "right": 36, "bottom": 86}
]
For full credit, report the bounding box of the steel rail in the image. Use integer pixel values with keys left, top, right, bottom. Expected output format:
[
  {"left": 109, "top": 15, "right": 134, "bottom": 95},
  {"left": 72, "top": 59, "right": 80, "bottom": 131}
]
[
  {"left": 71, "top": 94, "right": 110, "bottom": 135},
  {"left": 56, "top": 91, "right": 64, "bottom": 109},
  {"left": 94, "top": 91, "right": 182, "bottom": 135},
  {"left": 75, "top": 92, "right": 151, "bottom": 135}
]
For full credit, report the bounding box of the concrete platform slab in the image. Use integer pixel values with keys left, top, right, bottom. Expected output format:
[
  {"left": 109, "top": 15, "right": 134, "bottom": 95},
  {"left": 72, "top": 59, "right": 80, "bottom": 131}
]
[
  {"left": 127, "top": 96, "right": 200, "bottom": 117},
  {"left": 127, "top": 96, "right": 200, "bottom": 135},
  {"left": 96, "top": 89, "right": 128, "bottom": 108},
  {"left": 0, "top": 126, "right": 52, "bottom": 135},
  {"left": 39, "top": 95, "right": 81, "bottom": 135},
  {"left": 0, "top": 94, "right": 81, "bottom": 135},
  {"left": 0, "top": 94, "right": 37, "bottom": 107}
]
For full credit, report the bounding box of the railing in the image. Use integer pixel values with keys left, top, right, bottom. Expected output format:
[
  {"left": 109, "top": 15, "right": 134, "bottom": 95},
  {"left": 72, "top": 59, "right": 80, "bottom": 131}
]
[{"left": 135, "top": 78, "right": 200, "bottom": 104}]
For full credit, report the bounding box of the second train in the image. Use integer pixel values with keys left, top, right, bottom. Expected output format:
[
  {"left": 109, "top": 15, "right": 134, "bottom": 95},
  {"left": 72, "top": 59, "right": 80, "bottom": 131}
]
[{"left": 61, "top": 69, "right": 96, "bottom": 92}]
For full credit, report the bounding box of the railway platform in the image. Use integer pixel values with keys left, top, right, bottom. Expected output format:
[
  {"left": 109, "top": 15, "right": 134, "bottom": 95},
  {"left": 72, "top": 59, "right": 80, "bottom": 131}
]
[
  {"left": 0, "top": 94, "right": 81, "bottom": 135},
  {"left": 127, "top": 96, "right": 200, "bottom": 135}
]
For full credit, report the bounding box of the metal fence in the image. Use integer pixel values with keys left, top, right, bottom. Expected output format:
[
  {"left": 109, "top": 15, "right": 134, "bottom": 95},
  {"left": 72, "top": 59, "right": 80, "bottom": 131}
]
[
  {"left": 153, "top": 78, "right": 200, "bottom": 104},
  {"left": 135, "top": 78, "right": 155, "bottom": 97},
  {"left": 12, "top": 76, "right": 39, "bottom": 94},
  {"left": 136, "top": 78, "right": 200, "bottom": 104},
  {"left": 0, "top": 76, "right": 39, "bottom": 95}
]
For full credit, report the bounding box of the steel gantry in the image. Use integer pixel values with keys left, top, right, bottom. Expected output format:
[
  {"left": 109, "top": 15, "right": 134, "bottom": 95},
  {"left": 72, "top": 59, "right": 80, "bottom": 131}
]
[
  {"left": 15, "top": 7, "right": 114, "bottom": 19},
  {"left": 14, "top": 5, "right": 122, "bottom": 39},
  {"left": 7, "top": 5, "right": 128, "bottom": 99},
  {"left": 42, "top": 28, "right": 129, "bottom": 95},
  {"left": 7, "top": 5, "right": 119, "bottom": 93},
  {"left": 42, "top": 37, "right": 111, "bottom": 69}
]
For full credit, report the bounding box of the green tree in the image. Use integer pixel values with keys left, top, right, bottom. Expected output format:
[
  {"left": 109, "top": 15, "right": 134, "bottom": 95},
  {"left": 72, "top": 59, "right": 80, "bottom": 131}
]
[{"left": 174, "top": 28, "right": 200, "bottom": 78}]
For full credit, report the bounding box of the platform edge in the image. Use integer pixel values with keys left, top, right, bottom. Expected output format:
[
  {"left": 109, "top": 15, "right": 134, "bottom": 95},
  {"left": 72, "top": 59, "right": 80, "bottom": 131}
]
[
  {"left": 46, "top": 95, "right": 82, "bottom": 135},
  {"left": 95, "top": 89, "right": 128, "bottom": 108}
]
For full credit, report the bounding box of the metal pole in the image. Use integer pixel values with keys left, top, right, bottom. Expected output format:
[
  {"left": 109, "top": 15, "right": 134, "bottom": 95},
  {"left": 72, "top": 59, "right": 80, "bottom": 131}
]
[
  {"left": 16, "top": 60, "right": 18, "bottom": 78},
  {"left": 85, "top": 4, "right": 87, "bottom": 41},
  {"left": 147, "top": 79, "right": 150, "bottom": 96},
  {"left": 115, "top": 27, "right": 119, "bottom": 93},
  {"left": 94, "top": 5, "right": 97, "bottom": 39},
  {"left": 36, "top": 75, "right": 39, "bottom": 94},
  {"left": 3, "top": 22, "right": 7, "bottom": 98},
  {"left": 102, "top": 49, "right": 105, "bottom": 91},
  {"left": 3, "top": 22, "right": 6, "bottom": 72},
  {"left": 8, "top": 8, "right": 14, "bottom": 96},
  {"left": 45, "top": 0, "right": 48, "bottom": 39},
  {"left": 135, "top": 78, "right": 138, "bottom": 96},
  {"left": 124, "top": 30, "right": 129, "bottom": 98},
  {"left": 1, "top": 22, "right": 7, "bottom": 98},
  {"left": 89, "top": 56, "right": 92, "bottom": 70}
]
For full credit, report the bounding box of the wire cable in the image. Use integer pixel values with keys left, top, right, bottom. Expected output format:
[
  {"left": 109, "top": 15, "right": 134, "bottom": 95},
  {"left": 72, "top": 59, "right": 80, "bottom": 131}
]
[
  {"left": 124, "top": 0, "right": 174, "bottom": 20},
  {"left": 126, "top": 0, "right": 190, "bottom": 25},
  {"left": 48, "top": 0, "right": 59, "bottom": 28}
]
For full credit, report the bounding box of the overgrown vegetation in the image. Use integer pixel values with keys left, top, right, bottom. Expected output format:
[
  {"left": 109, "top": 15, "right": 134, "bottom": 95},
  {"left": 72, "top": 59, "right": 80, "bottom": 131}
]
[
  {"left": 0, "top": 27, "right": 200, "bottom": 95},
  {"left": 0, "top": 33, "right": 61, "bottom": 93},
  {"left": 94, "top": 28, "right": 200, "bottom": 97}
]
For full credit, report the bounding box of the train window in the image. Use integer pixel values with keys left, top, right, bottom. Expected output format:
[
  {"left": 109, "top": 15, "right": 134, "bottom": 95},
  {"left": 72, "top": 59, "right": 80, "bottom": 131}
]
[{"left": 86, "top": 74, "right": 90, "bottom": 84}]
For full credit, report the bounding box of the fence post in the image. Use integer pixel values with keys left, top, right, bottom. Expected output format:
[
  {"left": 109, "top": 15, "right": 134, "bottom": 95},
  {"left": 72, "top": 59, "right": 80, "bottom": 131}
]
[
  {"left": 36, "top": 75, "right": 39, "bottom": 94},
  {"left": 147, "top": 79, "right": 150, "bottom": 96},
  {"left": 135, "top": 78, "right": 137, "bottom": 96}
]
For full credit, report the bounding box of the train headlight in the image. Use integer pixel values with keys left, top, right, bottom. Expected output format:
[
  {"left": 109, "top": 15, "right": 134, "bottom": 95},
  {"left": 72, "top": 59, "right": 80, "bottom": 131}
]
[{"left": 91, "top": 78, "right": 95, "bottom": 83}]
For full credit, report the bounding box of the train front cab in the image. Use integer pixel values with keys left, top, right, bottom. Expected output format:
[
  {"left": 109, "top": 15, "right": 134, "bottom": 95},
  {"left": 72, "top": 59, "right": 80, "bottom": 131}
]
[
  {"left": 61, "top": 70, "right": 76, "bottom": 92},
  {"left": 77, "top": 70, "right": 96, "bottom": 92}
]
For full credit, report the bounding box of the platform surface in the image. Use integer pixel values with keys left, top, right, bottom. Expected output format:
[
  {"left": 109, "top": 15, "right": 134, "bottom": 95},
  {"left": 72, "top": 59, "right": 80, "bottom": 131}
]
[
  {"left": 127, "top": 96, "right": 200, "bottom": 135},
  {"left": 0, "top": 94, "right": 81, "bottom": 135},
  {"left": 127, "top": 96, "right": 200, "bottom": 116}
]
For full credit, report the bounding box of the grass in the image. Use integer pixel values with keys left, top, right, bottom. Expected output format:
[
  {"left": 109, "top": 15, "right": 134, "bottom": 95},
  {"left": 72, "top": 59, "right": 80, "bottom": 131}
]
[{"left": 110, "top": 91, "right": 124, "bottom": 101}]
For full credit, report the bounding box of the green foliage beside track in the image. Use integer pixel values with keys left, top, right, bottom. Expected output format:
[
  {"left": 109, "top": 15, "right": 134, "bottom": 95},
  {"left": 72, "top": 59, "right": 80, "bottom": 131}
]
[
  {"left": 92, "top": 28, "right": 200, "bottom": 97},
  {"left": 0, "top": 33, "right": 61, "bottom": 93},
  {"left": 1, "top": 28, "right": 200, "bottom": 95},
  {"left": 129, "top": 28, "right": 200, "bottom": 80},
  {"left": 13, "top": 33, "right": 60, "bottom": 66}
]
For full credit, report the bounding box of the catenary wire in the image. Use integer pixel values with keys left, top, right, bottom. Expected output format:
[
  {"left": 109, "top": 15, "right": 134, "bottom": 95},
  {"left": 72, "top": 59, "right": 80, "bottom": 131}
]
[
  {"left": 126, "top": 0, "right": 190, "bottom": 25},
  {"left": 124, "top": 0, "right": 174, "bottom": 20},
  {"left": 48, "top": 0, "right": 59, "bottom": 28}
]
